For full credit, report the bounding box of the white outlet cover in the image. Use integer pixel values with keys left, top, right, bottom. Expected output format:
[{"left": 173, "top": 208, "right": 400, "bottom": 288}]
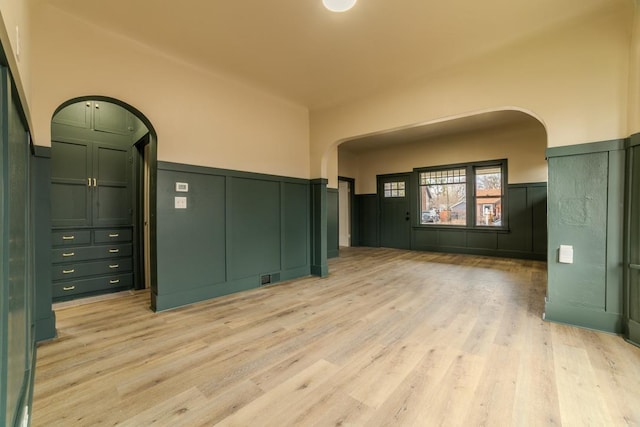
[
  {"left": 176, "top": 182, "right": 189, "bottom": 192},
  {"left": 559, "top": 245, "right": 573, "bottom": 264},
  {"left": 175, "top": 196, "right": 187, "bottom": 209}
]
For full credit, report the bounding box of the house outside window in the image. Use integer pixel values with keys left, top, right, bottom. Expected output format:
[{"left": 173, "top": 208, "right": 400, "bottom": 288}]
[
  {"left": 475, "top": 166, "right": 503, "bottom": 227},
  {"left": 417, "top": 160, "right": 507, "bottom": 229}
]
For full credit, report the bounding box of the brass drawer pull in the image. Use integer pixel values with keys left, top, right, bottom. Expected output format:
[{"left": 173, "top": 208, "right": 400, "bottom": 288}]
[
  {"left": 62, "top": 235, "right": 75, "bottom": 240},
  {"left": 109, "top": 279, "right": 120, "bottom": 284},
  {"left": 62, "top": 269, "right": 75, "bottom": 274},
  {"left": 109, "top": 249, "right": 120, "bottom": 253},
  {"left": 62, "top": 252, "right": 75, "bottom": 257},
  {"left": 63, "top": 286, "right": 76, "bottom": 291},
  {"left": 109, "top": 264, "right": 119, "bottom": 269},
  {"left": 108, "top": 233, "right": 120, "bottom": 238}
]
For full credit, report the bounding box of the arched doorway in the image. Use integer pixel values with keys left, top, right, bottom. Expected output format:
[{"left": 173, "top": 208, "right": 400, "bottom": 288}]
[{"left": 50, "top": 96, "right": 157, "bottom": 302}]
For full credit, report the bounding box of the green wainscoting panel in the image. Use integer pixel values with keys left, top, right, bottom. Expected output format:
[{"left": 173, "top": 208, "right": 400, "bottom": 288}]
[
  {"left": 0, "top": 64, "right": 36, "bottom": 427},
  {"left": 467, "top": 231, "right": 497, "bottom": 250},
  {"left": 548, "top": 152, "right": 608, "bottom": 309},
  {"left": 606, "top": 150, "right": 625, "bottom": 315},
  {"left": 530, "top": 185, "right": 548, "bottom": 255},
  {"left": 156, "top": 169, "right": 226, "bottom": 302},
  {"left": 413, "top": 228, "right": 437, "bottom": 248},
  {"left": 357, "top": 183, "right": 546, "bottom": 260},
  {"left": 153, "top": 162, "right": 311, "bottom": 311},
  {"left": 497, "top": 186, "right": 529, "bottom": 252},
  {"left": 438, "top": 229, "right": 466, "bottom": 247},
  {"left": 32, "top": 147, "right": 56, "bottom": 341},
  {"left": 544, "top": 301, "right": 622, "bottom": 333},
  {"left": 546, "top": 140, "right": 625, "bottom": 333},
  {"left": 229, "top": 177, "right": 281, "bottom": 280},
  {"left": 282, "top": 182, "right": 310, "bottom": 271},
  {"left": 310, "top": 179, "right": 328, "bottom": 276},
  {"left": 327, "top": 188, "right": 339, "bottom": 258},
  {"left": 355, "top": 194, "right": 379, "bottom": 247}
]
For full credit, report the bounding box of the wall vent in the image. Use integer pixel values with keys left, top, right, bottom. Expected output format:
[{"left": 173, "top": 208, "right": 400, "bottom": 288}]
[{"left": 260, "top": 273, "right": 280, "bottom": 286}]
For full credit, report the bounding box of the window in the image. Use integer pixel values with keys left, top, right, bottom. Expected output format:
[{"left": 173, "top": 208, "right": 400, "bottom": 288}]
[
  {"left": 383, "top": 181, "right": 405, "bottom": 198},
  {"left": 417, "top": 160, "right": 507, "bottom": 228},
  {"left": 475, "top": 166, "right": 503, "bottom": 227},
  {"left": 419, "top": 168, "right": 466, "bottom": 225}
]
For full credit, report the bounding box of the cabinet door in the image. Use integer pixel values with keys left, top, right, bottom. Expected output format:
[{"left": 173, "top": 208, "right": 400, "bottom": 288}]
[
  {"left": 51, "top": 140, "right": 92, "bottom": 227},
  {"left": 93, "top": 143, "right": 132, "bottom": 226},
  {"left": 93, "top": 101, "right": 134, "bottom": 135},
  {"left": 52, "top": 101, "right": 91, "bottom": 129}
]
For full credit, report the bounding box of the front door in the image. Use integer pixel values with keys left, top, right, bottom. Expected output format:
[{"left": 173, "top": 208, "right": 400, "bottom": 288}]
[
  {"left": 378, "top": 173, "right": 411, "bottom": 249},
  {"left": 626, "top": 143, "right": 640, "bottom": 346}
]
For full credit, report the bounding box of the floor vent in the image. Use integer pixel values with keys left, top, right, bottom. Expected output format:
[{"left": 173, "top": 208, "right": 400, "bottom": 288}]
[{"left": 260, "top": 273, "right": 280, "bottom": 286}]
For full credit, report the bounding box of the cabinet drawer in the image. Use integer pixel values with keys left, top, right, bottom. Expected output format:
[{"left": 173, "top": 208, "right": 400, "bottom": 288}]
[
  {"left": 52, "top": 230, "right": 91, "bottom": 247},
  {"left": 51, "top": 244, "right": 132, "bottom": 263},
  {"left": 94, "top": 229, "right": 132, "bottom": 243},
  {"left": 52, "top": 257, "right": 133, "bottom": 281},
  {"left": 53, "top": 273, "right": 133, "bottom": 298}
]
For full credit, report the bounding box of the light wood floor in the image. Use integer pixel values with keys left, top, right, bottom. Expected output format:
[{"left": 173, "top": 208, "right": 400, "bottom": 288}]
[{"left": 33, "top": 248, "right": 640, "bottom": 426}]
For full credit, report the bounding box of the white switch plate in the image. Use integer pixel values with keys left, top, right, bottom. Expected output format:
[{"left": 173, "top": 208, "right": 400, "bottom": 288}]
[
  {"left": 176, "top": 182, "right": 189, "bottom": 192},
  {"left": 175, "top": 196, "right": 187, "bottom": 209},
  {"left": 559, "top": 245, "right": 573, "bottom": 264}
]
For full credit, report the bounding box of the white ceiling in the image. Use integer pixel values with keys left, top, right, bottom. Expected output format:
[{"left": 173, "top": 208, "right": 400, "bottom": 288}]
[{"left": 45, "top": 0, "right": 621, "bottom": 111}]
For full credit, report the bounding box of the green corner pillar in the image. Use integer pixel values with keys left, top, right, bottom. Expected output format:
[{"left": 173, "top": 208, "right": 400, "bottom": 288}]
[
  {"left": 32, "top": 146, "right": 56, "bottom": 341},
  {"left": 310, "top": 178, "right": 329, "bottom": 277}
]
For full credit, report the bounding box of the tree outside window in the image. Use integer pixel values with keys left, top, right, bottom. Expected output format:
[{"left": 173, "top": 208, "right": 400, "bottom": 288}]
[{"left": 419, "top": 168, "right": 466, "bottom": 225}]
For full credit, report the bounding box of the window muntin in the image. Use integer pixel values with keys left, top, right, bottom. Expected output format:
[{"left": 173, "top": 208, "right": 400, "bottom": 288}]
[
  {"left": 419, "top": 168, "right": 466, "bottom": 225},
  {"left": 383, "top": 181, "right": 406, "bottom": 198},
  {"left": 475, "top": 166, "right": 503, "bottom": 227}
]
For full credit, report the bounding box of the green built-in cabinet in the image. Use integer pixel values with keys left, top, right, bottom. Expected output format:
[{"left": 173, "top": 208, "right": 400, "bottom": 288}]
[
  {"left": 50, "top": 101, "right": 136, "bottom": 301},
  {"left": 53, "top": 100, "right": 137, "bottom": 135}
]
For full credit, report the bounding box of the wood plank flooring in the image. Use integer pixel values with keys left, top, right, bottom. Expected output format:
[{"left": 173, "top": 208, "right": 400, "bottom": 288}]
[{"left": 32, "top": 248, "right": 640, "bottom": 426}]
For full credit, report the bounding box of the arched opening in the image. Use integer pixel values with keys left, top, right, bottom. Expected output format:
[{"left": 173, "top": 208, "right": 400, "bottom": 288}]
[
  {"left": 330, "top": 108, "right": 548, "bottom": 258},
  {"left": 50, "top": 96, "right": 157, "bottom": 305}
]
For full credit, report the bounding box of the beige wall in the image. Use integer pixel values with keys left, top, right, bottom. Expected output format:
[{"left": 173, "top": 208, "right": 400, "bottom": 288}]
[
  {"left": 0, "top": 0, "right": 32, "bottom": 124},
  {"left": 28, "top": 5, "right": 310, "bottom": 179},
  {"left": 629, "top": 2, "right": 640, "bottom": 135},
  {"left": 1, "top": 1, "right": 636, "bottom": 185},
  {"left": 339, "top": 122, "right": 547, "bottom": 194},
  {"left": 313, "top": 3, "right": 633, "bottom": 186}
]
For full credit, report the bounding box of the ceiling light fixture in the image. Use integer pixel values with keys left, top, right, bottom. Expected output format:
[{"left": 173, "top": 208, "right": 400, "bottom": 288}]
[{"left": 323, "top": 0, "right": 357, "bottom": 12}]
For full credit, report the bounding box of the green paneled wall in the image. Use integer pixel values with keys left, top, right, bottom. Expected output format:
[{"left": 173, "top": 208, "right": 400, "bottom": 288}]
[
  {"left": 357, "top": 183, "right": 547, "bottom": 260},
  {"left": 154, "top": 162, "right": 311, "bottom": 311},
  {"left": 282, "top": 182, "right": 310, "bottom": 271},
  {"left": 327, "top": 188, "right": 339, "bottom": 258},
  {"left": 0, "top": 65, "right": 36, "bottom": 427},
  {"left": 310, "top": 179, "right": 328, "bottom": 277},
  {"left": 355, "top": 194, "right": 379, "bottom": 247},
  {"left": 545, "top": 140, "right": 625, "bottom": 333},
  {"left": 32, "top": 147, "right": 56, "bottom": 341},
  {"left": 229, "top": 178, "right": 281, "bottom": 279},
  {"left": 156, "top": 170, "right": 226, "bottom": 293}
]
